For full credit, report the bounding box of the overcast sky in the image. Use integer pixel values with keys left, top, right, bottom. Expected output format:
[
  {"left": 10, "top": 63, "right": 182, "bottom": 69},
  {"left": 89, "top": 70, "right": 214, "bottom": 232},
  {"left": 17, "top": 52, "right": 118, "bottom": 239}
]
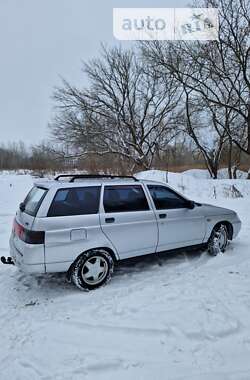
[{"left": 0, "top": 0, "right": 187, "bottom": 145}]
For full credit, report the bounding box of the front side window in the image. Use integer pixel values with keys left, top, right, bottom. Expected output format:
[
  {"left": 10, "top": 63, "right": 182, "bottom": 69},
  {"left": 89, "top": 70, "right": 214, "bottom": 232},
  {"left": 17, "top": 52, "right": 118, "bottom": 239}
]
[
  {"left": 148, "top": 185, "right": 187, "bottom": 210},
  {"left": 23, "top": 186, "right": 48, "bottom": 216},
  {"left": 48, "top": 186, "right": 101, "bottom": 217},
  {"left": 103, "top": 185, "right": 149, "bottom": 213}
]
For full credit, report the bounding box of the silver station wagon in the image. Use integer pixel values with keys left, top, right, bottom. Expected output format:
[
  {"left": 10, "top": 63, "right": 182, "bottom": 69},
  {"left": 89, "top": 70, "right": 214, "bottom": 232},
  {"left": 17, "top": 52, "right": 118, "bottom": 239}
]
[{"left": 1, "top": 174, "right": 241, "bottom": 290}]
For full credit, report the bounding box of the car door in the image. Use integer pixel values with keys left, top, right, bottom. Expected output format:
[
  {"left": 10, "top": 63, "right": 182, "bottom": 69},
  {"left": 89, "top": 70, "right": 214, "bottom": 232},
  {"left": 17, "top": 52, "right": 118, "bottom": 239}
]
[
  {"left": 147, "top": 184, "right": 206, "bottom": 252},
  {"left": 41, "top": 186, "right": 103, "bottom": 267},
  {"left": 100, "top": 184, "right": 158, "bottom": 259}
]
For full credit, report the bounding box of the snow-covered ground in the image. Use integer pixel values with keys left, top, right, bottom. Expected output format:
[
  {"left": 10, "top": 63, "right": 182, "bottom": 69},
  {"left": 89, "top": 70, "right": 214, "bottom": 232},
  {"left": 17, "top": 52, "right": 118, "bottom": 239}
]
[{"left": 1, "top": 170, "right": 250, "bottom": 380}]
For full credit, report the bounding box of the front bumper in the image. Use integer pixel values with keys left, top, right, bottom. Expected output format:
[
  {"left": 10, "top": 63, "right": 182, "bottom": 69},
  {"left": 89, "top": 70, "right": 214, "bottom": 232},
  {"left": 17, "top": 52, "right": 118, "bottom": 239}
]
[
  {"left": 232, "top": 221, "right": 242, "bottom": 239},
  {"left": 9, "top": 237, "right": 45, "bottom": 274}
]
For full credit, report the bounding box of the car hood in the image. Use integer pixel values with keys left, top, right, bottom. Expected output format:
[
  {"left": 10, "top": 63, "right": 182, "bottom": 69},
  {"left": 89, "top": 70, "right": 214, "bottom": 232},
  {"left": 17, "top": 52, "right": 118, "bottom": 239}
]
[{"left": 199, "top": 203, "right": 236, "bottom": 217}]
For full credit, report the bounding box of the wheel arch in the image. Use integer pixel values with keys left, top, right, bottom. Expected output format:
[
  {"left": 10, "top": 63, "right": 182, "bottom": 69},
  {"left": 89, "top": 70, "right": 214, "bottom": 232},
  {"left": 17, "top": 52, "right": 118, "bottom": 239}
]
[{"left": 96, "top": 246, "right": 118, "bottom": 263}]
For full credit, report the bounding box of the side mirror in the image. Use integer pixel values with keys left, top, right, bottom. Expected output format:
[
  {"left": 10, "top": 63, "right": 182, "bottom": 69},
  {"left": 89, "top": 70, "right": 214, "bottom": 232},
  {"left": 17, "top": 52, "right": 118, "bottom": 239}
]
[
  {"left": 186, "top": 200, "right": 195, "bottom": 209},
  {"left": 19, "top": 202, "right": 25, "bottom": 212}
]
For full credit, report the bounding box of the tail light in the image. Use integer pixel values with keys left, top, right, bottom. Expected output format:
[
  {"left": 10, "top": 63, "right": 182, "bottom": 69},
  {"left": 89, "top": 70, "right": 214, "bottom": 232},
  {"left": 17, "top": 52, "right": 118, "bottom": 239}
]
[{"left": 13, "top": 219, "right": 45, "bottom": 245}]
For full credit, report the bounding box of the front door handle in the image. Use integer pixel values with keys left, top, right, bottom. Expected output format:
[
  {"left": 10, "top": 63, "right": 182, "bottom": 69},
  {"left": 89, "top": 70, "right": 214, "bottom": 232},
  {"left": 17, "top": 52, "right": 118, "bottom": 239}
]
[
  {"left": 159, "top": 213, "right": 167, "bottom": 219},
  {"left": 105, "top": 217, "right": 115, "bottom": 223}
]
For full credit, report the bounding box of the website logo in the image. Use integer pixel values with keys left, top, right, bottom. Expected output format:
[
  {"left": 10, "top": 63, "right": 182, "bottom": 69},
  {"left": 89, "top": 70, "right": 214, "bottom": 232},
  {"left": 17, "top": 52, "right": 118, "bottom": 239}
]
[{"left": 113, "top": 8, "right": 219, "bottom": 41}]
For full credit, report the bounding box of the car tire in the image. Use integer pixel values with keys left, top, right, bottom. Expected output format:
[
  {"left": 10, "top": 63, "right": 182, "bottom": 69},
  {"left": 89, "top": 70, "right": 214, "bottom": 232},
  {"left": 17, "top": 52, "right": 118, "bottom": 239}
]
[
  {"left": 71, "top": 249, "right": 114, "bottom": 291},
  {"left": 208, "top": 224, "right": 229, "bottom": 256}
]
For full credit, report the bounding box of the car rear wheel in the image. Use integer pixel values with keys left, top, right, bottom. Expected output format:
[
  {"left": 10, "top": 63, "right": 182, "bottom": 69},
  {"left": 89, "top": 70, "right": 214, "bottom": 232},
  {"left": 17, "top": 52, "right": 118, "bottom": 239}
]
[
  {"left": 208, "top": 224, "right": 229, "bottom": 256},
  {"left": 71, "top": 249, "right": 114, "bottom": 291}
]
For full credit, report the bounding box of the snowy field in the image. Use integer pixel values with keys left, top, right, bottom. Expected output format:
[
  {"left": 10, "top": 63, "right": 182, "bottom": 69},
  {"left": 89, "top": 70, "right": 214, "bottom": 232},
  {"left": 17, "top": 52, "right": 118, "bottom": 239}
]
[{"left": 1, "top": 170, "right": 250, "bottom": 380}]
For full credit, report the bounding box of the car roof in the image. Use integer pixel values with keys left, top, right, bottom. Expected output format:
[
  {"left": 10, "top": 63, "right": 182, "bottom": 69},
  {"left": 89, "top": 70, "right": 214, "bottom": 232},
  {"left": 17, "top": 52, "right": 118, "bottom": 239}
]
[{"left": 34, "top": 178, "right": 168, "bottom": 189}]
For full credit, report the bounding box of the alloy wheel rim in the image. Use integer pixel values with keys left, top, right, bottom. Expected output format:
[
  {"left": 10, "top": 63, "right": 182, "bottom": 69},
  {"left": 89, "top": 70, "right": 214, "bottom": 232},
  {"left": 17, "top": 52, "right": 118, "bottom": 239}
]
[
  {"left": 81, "top": 256, "right": 108, "bottom": 285},
  {"left": 217, "top": 228, "right": 227, "bottom": 249}
]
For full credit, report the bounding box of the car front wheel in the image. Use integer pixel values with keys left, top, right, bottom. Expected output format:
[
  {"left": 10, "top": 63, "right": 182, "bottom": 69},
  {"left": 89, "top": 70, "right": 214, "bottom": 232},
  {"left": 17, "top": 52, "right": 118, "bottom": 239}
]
[
  {"left": 208, "top": 224, "right": 229, "bottom": 256},
  {"left": 71, "top": 249, "right": 114, "bottom": 291}
]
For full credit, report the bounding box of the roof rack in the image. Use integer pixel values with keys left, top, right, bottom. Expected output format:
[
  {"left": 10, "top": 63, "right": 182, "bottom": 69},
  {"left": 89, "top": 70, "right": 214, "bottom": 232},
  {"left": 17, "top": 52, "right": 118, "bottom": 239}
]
[{"left": 54, "top": 174, "right": 139, "bottom": 182}]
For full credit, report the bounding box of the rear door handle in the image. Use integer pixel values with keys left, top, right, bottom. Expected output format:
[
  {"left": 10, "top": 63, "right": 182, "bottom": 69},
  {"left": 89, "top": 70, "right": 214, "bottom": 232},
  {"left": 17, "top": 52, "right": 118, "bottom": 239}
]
[
  {"left": 105, "top": 217, "right": 115, "bottom": 223},
  {"left": 159, "top": 213, "right": 167, "bottom": 219}
]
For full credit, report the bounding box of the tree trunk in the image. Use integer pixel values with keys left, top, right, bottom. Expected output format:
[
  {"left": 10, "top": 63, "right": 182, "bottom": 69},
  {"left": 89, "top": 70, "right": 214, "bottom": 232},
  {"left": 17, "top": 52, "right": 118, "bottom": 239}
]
[
  {"left": 212, "top": 166, "right": 218, "bottom": 179},
  {"left": 228, "top": 138, "right": 233, "bottom": 179},
  {"left": 247, "top": 100, "right": 250, "bottom": 154},
  {"left": 233, "top": 165, "right": 237, "bottom": 179},
  {"left": 203, "top": 155, "right": 218, "bottom": 179}
]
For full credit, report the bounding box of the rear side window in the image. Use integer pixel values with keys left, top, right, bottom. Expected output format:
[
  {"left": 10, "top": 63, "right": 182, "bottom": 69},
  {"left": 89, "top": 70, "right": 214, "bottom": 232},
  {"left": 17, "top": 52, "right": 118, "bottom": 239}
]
[
  {"left": 148, "top": 185, "right": 187, "bottom": 210},
  {"left": 103, "top": 185, "right": 149, "bottom": 213},
  {"left": 23, "top": 186, "right": 48, "bottom": 216},
  {"left": 48, "top": 186, "right": 101, "bottom": 217}
]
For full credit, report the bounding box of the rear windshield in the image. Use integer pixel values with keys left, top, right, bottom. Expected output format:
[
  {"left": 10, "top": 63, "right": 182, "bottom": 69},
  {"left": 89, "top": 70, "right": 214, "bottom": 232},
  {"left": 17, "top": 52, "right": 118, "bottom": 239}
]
[{"left": 23, "top": 186, "right": 48, "bottom": 216}]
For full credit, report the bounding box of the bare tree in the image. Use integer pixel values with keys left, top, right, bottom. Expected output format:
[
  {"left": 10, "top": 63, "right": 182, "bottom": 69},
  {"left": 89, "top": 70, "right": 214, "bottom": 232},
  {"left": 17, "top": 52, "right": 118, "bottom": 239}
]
[
  {"left": 176, "top": 88, "right": 227, "bottom": 178},
  {"left": 50, "top": 46, "right": 182, "bottom": 171},
  {"left": 141, "top": 0, "right": 249, "bottom": 174}
]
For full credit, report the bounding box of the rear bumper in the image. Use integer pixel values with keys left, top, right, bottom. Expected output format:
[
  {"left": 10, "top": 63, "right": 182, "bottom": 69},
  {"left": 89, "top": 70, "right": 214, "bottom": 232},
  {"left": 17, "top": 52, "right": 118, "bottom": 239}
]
[{"left": 9, "top": 237, "right": 45, "bottom": 274}]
